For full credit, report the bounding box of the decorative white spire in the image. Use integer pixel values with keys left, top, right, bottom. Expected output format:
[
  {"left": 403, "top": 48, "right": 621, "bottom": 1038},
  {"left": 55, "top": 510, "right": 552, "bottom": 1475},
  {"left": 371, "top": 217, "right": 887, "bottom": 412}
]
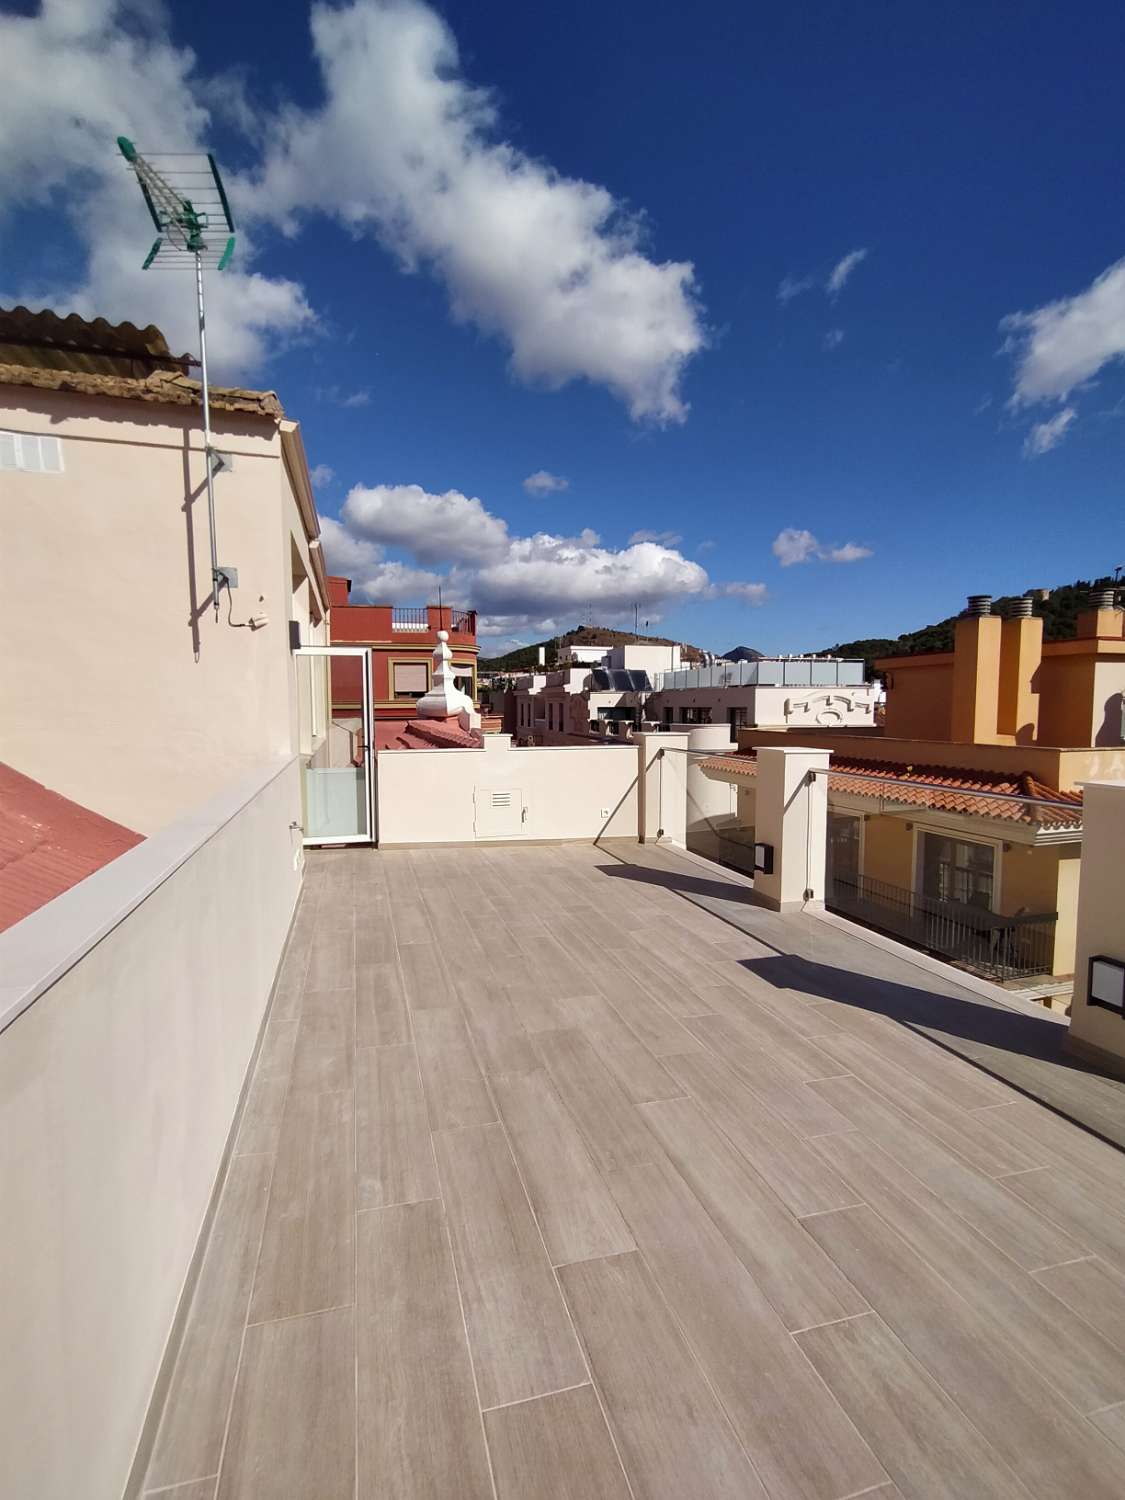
[{"left": 416, "top": 630, "right": 477, "bottom": 723}]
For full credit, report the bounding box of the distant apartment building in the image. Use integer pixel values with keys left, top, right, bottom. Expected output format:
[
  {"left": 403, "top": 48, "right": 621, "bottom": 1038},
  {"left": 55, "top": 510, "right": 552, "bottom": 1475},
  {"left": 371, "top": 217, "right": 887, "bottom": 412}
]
[
  {"left": 326, "top": 575, "right": 479, "bottom": 746},
  {"left": 648, "top": 654, "right": 878, "bottom": 733},
  {"left": 702, "top": 592, "right": 1125, "bottom": 988},
  {"left": 510, "top": 642, "right": 680, "bottom": 743}
]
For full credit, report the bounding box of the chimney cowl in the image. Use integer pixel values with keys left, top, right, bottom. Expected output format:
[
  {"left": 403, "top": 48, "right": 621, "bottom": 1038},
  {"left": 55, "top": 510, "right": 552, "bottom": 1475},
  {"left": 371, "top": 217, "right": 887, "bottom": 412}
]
[
  {"left": 964, "top": 594, "right": 993, "bottom": 617},
  {"left": 1005, "top": 596, "right": 1034, "bottom": 618},
  {"left": 1086, "top": 587, "right": 1118, "bottom": 611}
]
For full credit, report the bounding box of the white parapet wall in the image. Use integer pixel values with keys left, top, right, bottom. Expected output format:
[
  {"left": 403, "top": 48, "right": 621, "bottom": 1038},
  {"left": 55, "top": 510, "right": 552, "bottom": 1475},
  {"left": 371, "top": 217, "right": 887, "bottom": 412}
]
[
  {"left": 1066, "top": 777, "right": 1125, "bottom": 1074},
  {"left": 376, "top": 736, "right": 642, "bottom": 844},
  {"left": 0, "top": 757, "right": 303, "bottom": 1500}
]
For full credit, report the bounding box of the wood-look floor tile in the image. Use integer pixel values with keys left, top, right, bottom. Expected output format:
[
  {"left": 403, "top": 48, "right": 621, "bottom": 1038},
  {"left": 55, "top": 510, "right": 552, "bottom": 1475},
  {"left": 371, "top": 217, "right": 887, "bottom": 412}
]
[
  {"left": 1090, "top": 1402, "right": 1125, "bottom": 1456},
  {"left": 354, "top": 910, "right": 396, "bottom": 964},
  {"left": 397, "top": 940, "right": 451, "bottom": 1010},
  {"left": 560, "top": 992, "right": 683, "bottom": 1102},
  {"left": 146, "top": 1154, "right": 273, "bottom": 1491},
  {"left": 607, "top": 1157, "right": 886, "bottom": 1500},
  {"left": 796, "top": 1311, "right": 1030, "bottom": 1500},
  {"left": 811, "top": 1030, "right": 1036, "bottom": 1175},
  {"left": 412, "top": 1006, "right": 497, "bottom": 1130},
  {"left": 685, "top": 1013, "right": 852, "bottom": 1138},
  {"left": 590, "top": 970, "right": 703, "bottom": 1057},
  {"left": 662, "top": 1049, "right": 860, "bottom": 1217},
  {"left": 456, "top": 975, "right": 540, "bottom": 1075},
  {"left": 811, "top": 1128, "right": 1125, "bottom": 1413},
  {"left": 484, "top": 1385, "right": 631, "bottom": 1500},
  {"left": 357, "top": 1201, "right": 492, "bottom": 1500},
  {"left": 533, "top": 1027, "right": 660, "bottom": 1172},
  {"left": 235, "top": 1017, "right": 297, "bottom": 1155},
  {"left": 356, "top": 959, "right": 409, "bottom": 1047},
  {"left": 560, "top": 1251, "right": 767, "bottom": 1499},
  {"left": 971, "top": 1098, "right": 1121, "bottom": 1189},
  {"left": 801, "top": 1204, "right": 1125, "bottom": 1498},
  {"left": 1034, "top": 1255, "right": 1125, "bottom": 1354},
  {"left": 217, "top": 1306, "right": 354, "bottom": 1500},
  {"left": 355, "top": 1044, "right": 437, "bottom": 1210},
  {"left": 304, "top": 929, "right": 354, "bottom": 991},
  {"left": 493, "top": 1068, "right": 634, "bottom": 1265},
  {"left": 248, "top": 1088, "right": 354, "bottom": 1323},
  {"left": 385, "top": 889, "right": 432, "bottom": 946},
  {"left": 1002, "top": 1166, "right": 1125, "bottom": 1271},
  {"left": 145, "top": 1480, "right": 217, "bottom": 1499},
  {"left": 811, "top": 1074, "right": 1085, "bottom": 1270},
  {"left": 640, "top": 1095, "right": 867, "bottom": 1331},
  {"left": 289, "top": 988, "right": 354, "bottom": 1094},
  {"left": 433, "top": 1122, "right": 586, "bottom": 1409},
  {"left": 687, "top": 992, "right": 847, "bottom": 1081}
]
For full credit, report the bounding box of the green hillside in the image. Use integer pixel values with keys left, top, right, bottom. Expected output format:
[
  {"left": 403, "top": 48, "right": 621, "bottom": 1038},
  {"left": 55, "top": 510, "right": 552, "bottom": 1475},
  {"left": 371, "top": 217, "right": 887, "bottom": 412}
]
[{"left": 822, "top": 575, "right": 1120, "bottom": 677}]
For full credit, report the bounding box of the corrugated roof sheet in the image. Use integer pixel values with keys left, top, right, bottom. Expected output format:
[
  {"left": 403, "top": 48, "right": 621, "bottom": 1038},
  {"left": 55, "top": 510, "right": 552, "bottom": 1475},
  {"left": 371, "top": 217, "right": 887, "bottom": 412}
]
[
  {"left": 0, "top": 763, "right": 144, "bottom": 933},
  {"left": 698, "top": 751, "right": 1084, "bottom": 829},
  {"left": 0, "top": 306, "right": 283, "bottom": 417},
  {"left": 0, "top": 305, "right": 194, "bottom": 376}
]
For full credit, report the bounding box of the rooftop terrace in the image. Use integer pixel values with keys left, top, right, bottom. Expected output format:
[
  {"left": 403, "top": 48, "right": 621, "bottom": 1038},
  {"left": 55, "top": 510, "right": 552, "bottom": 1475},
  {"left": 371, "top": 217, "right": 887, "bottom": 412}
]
[{"left": 136, "top": 839, "right": 1125, "bottom": 1498}]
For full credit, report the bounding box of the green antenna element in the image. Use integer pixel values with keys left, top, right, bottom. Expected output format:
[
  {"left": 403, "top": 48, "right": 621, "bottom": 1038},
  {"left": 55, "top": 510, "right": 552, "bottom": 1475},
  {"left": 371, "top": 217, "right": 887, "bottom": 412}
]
[{"left": 118, "top": 135, "right": 239, "bottom": 621}]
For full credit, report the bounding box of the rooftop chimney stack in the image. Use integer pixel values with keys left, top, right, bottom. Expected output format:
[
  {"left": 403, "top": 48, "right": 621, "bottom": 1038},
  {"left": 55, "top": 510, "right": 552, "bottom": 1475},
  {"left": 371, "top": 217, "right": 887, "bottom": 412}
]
[
  {"left": 998, "top": 596, "right": 1043, "bottom": 743},
  {"left": 952, "top": 595, "right": 1002, "bottom": 742},
  {"left": 1076, "top": 587, "right": 1124, "bottom": 641}
]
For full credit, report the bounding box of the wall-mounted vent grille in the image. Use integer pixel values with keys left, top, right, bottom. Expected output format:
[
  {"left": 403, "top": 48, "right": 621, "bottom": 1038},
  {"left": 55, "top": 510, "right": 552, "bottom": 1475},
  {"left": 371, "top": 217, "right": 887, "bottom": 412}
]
[
  {"left": 475, "top": 786, "right": 523, "bottom": 838},
  {"left": 0, "top": 431, "right": 64, "bottom": 474},
  {"left": 491, "top": 791, "right": 512, "bottom": 808}
]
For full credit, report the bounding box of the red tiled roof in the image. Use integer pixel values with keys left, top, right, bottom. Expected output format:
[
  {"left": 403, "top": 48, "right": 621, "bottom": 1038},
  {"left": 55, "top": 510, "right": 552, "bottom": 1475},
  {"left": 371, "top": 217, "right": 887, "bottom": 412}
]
[
  {"left": 698, "top": 751, "right": 1084, "bottom": 829},
  {"left": 0, "top": 764, "right": 144, "bottom": 933},
  {"left": 375, "top": 718, "right": 482, "bottom": 750}
]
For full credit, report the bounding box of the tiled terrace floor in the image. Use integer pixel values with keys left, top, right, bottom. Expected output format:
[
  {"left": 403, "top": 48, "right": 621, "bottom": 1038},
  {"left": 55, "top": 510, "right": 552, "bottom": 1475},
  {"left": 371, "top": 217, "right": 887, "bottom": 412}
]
[{"left": 143, "top": 841, "right": 1125, "bottom": 1499}]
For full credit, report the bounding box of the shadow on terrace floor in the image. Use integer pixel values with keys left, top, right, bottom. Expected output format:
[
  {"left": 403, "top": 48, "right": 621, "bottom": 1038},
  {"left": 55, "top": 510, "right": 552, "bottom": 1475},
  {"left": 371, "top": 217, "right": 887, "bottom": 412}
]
[{"left": 597, "top": 851, "right": 1125, "bottom": 1150}]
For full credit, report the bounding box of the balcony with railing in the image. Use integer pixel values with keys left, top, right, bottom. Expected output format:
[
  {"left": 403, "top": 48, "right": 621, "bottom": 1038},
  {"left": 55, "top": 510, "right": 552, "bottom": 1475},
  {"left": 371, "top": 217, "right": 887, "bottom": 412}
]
[{"left": 827, "top": 871, "right": 1057, "bottom": 981}]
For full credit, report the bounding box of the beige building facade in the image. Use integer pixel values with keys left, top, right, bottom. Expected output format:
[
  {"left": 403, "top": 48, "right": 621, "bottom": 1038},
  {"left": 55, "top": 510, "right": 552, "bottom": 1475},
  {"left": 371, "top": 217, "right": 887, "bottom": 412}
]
[{"left": 0, "top": 359, "right": 329, "bottom": 833}]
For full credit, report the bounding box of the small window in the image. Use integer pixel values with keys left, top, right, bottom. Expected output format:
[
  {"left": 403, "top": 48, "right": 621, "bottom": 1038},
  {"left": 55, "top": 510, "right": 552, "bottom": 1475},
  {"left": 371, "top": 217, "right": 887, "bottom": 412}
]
[
  {"left": 393, "top": 662, "right": 428, "bottom": 699},
  {"left": 0, "top": 431, "right": 64, "bottom": 473}
]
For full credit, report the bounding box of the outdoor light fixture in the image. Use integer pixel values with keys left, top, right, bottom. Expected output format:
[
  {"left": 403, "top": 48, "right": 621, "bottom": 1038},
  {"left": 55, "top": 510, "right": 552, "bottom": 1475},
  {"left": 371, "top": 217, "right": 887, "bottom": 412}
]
[
  {"left": 1088, "top": 955, "right": 1125, "bottom": 1015},
  {"left": 753, "top": 842, "right": 774, "bottom": 875}
]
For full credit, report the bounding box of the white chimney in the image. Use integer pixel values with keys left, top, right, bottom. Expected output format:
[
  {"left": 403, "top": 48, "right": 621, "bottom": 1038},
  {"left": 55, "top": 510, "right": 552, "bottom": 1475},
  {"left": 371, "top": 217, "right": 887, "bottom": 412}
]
[{"left": 538, "top": 646, "right": 546, "bottom": 666}]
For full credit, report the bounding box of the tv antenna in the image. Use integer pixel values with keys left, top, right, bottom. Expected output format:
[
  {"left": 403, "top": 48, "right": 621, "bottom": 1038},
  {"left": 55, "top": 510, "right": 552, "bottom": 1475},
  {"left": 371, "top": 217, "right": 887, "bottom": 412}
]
[{"left": 118, "top": 136, "right": 236, "bottom": 620}]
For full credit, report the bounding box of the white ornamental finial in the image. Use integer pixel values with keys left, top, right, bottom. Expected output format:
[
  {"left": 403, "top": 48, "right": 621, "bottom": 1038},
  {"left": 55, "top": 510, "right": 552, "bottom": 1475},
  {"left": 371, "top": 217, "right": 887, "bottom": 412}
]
[{"left": 416, "top": 629, "right": 475, "bottom": 721}]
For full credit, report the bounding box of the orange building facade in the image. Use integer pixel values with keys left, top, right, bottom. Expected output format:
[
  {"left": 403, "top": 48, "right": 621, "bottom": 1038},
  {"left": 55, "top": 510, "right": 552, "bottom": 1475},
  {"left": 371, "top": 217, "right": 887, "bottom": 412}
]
[{"left": 326, "top": 576, "right": 479, "bottom": 745}]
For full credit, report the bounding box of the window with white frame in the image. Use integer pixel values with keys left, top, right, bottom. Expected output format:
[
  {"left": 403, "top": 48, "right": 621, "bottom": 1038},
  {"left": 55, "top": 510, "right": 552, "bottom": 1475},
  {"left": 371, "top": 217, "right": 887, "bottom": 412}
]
[{"left": 0, "top": 431, "right": 64, "bottom": 473}]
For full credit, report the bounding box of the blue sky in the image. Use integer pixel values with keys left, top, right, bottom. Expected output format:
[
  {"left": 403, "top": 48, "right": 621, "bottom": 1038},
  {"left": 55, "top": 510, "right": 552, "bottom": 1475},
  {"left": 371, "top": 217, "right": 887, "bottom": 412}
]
[{"left": 3, "top": 1, "right": 1124, "bottom": 654}]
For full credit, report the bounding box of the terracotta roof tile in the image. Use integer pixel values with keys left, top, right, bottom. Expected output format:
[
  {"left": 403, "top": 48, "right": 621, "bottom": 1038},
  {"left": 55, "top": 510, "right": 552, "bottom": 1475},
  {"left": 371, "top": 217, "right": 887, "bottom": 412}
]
[
  {"left": 698, "top": 751, "right": 1083, "bottom": 829},
  {"left": 0, "top": 360, "right": 282, "bottom": 419},
  {"left": 0, "top": 764, "right": 144, "bottom": 933}
]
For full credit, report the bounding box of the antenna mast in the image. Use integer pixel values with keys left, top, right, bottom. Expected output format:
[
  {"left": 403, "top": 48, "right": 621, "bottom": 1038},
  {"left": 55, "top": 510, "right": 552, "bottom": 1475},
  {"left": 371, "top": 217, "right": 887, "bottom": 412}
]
[{"left": 118, "top": 136, "right": 236, "bottom": 620}]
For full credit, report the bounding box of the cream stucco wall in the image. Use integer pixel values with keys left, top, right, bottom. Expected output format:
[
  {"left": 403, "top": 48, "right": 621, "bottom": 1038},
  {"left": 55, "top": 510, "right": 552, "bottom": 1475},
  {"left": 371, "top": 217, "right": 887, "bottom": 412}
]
[
  {"left": 1067, "top": 779, "right": 1125, "bottom": 1070},
  {"left": 0, "top": 757, "right": 302, "bottom": 1500},
  {"left": 0, "top": 391, "right": 326, "bottom": 833},
  {"left": 376, "top": 739, "right": 641, "bottom": 844}
]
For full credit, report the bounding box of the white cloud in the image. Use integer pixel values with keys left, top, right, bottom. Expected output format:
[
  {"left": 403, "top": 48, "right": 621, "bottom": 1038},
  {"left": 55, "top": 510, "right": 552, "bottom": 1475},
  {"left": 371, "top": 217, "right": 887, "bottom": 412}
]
[
  {"left": 1023, "top": 406, "right": 1076, "bottom": 457},
  {"left": 310, "top": 463, "right": 335, "bottom": 488},
  {"left": 777, "top": 274, "right": 816, "bottom": 305},
  {"left": 325, "top": 478, "right": 764, "bottom": 627},
  {"left": 341, "top": 389, "right": 371, "bottom": 408},
  {"left": 823, "top": 328, "right": 845, "bottom": 351},
  {"left": 242, "top": 0, "right": 706, "bottom": 421},
  {"left": 629, "top": 528, "right": 683, "bottom": 546},
  {"left": 696, "top": 538, "right": 716, "bottom": 553},
  {"left": 827, "top": 248, "right": 868, "bottom": 296},
  {"left": 772, "top": 527, "right": 872, "bottom": 566},
  {"left": 822, "top": 541, "right": 874, "bottom": 563},
  {"left": 523, "top": 470, "right": 569, "bottom": 496},
  {"left": 720, "top": 582, "right": 768, "bottom": 604},
  {"left": 0, "top": 1, "right": 315, "bottom": 378},
  {"left": 1003, "top": 257, "right": 1125, "bottom": 405},
  {"left": 341, "top": 483, "right": 511, "bottom": 565}
]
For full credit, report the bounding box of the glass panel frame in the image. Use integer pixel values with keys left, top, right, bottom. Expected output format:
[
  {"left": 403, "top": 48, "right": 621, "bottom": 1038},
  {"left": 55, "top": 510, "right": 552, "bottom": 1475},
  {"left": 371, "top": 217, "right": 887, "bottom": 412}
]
[{"left": 295, "top": 645, "right": 375, "bottom": 846}]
